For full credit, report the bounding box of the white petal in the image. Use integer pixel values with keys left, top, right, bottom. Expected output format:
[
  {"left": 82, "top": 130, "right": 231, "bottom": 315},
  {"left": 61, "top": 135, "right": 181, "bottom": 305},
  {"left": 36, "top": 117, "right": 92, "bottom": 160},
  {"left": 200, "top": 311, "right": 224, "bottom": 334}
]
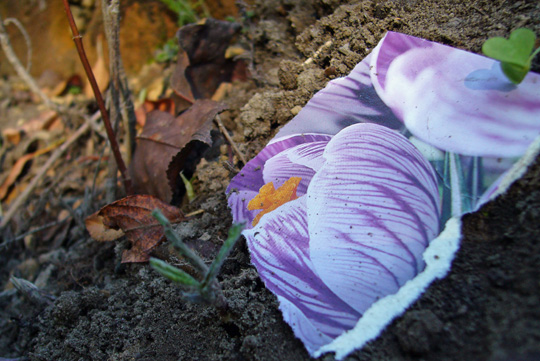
[
  {"left": 371, "top": 32, "right": 540, "bottom": 157},
  {"left": 307, "top": 123, "right": 440, "bottom": 314},
  {"left": 262, "top": 141, "right": 328, "bottom": 195},
  {"left": 244, "top": 197, "right": 361, "bottom": 354}
]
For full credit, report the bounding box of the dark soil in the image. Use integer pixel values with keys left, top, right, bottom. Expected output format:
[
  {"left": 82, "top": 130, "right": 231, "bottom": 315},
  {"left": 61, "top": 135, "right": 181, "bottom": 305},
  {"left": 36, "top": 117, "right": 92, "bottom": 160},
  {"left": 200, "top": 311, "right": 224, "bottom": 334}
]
[{"left": 1, "top": 0, "right": 540, "bottom": 360}]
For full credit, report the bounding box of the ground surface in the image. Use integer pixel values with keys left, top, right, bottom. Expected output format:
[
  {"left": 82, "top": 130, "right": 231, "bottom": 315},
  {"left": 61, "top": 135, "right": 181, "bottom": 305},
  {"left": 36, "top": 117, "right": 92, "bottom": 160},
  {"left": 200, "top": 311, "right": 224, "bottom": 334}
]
[{"left": 1, "top": 0, "right": 540, "bottom": 360}]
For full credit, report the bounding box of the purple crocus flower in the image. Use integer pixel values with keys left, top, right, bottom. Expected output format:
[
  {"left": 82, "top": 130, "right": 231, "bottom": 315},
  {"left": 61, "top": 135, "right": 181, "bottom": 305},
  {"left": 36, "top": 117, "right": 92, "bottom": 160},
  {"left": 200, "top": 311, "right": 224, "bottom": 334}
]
[
  {"left": 227, "top": 123, "right": 440, "bottom": 354},
  {"left": 370, "top": 32, "right": 540, "bottom": 157},
  {"left": 227, "top": 31, "right": 540, "bottom": 356}
]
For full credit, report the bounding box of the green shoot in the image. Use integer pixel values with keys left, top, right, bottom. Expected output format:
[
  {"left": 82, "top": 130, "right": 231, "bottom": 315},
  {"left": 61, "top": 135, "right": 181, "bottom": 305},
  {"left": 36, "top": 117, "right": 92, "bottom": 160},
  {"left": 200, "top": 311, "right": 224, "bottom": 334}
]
[
  {"left": 180, "top": 172, "right": 196, "bottom": 202},
  {"left": 200, "top": 223, "right": 244, "bottom": 292},
  {"left": 149, "top": 258, "right": 200, "bottom": 286},
  {"left": 157, "top": 0, "right": 209, "bottom": 26},
  {"left": 155, "top": 38, "right": 179, "bottom": 63},
  {"left": 152, "top": 209, "right": 208, "bottom": 273},
  {"left": 150, "top": 208, "right": 245, "bottom": 307},
  {"left": 482, "top": 28, "right": 539, "bottom": 84}
]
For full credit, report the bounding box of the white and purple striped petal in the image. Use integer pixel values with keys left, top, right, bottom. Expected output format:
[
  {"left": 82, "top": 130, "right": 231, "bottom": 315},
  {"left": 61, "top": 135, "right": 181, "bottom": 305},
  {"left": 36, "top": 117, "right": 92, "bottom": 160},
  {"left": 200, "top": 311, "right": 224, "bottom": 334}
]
[
  {"left": 235, "top": 123, "right": 440, "bottom": 355},
  {"left": 370, "top": 31, "right": 540, "bottom": 157},
  {"left": 275, "top": 54, "right": 405, "bottom": 140},
  {"left": 307, "top": 123, "right": 440, "bottom": 314},
  {"left": 226, "top": 134, "right": 331, "bottom": 228},
  {"left": 262, "top": 141, "right": 328, "bottom": 195},
  {"left": 244, "top": 197, "right": 361, "bottom": 354},
  {"left": 226, "top": 31, "right": 540, "bottom": 358}
]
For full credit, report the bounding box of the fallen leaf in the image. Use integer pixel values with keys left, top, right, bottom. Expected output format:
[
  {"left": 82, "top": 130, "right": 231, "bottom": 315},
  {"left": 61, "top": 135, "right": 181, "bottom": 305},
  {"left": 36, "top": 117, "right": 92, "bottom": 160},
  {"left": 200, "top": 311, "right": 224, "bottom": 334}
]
[
  {"left": 0, "top": 139, "right": 64, "bottom": 200},
  {"left": 135, "top": 98, "right": 176, "bottom": 128},
  {"left": 128, "top": 18, "right": 243, "bottom": 204},
  {"left": 171, "top": 49, "right": 196, "bottom": 112},
  {"left": 85, "top": 213, "right": 125, "bottom": 241},
  {"left": 211, "top": 82, "right": 233, "bottom": 102},
  {"left": 85, "top": 195, "right": 186, "bottom": 263},
  {"left": 129, "top": 100, "right": 226, "bottom": 202},
  {"left": 4, "top": 181, "right": 28, "bottom": 206},
  {"left": 171, "top": 18, "right": 243, "bottom": 106},
  {"left": 2, "top": 110, "right": 60, "bottom": 145}
]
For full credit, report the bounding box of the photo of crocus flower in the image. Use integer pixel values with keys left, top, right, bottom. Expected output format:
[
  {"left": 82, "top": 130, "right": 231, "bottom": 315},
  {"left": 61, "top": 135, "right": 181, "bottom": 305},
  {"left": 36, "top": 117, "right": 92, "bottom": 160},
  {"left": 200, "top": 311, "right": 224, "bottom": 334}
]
[{"left": 227, "top": 31, "right": 540, "bottom": 357}]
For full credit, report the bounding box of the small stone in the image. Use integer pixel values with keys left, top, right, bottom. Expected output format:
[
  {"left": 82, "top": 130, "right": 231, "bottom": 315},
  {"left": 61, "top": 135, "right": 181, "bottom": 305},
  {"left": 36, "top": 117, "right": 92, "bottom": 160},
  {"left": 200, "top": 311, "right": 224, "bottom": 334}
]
[{"left": 290, "top": 105, "right": 303, "bottom": 115}]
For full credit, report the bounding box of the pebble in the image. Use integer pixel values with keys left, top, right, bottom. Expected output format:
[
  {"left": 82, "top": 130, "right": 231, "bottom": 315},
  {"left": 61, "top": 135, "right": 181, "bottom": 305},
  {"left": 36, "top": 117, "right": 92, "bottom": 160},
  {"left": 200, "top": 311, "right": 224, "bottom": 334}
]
[{"left": 290, "top": 105, "right": 303, "bottom": 115}]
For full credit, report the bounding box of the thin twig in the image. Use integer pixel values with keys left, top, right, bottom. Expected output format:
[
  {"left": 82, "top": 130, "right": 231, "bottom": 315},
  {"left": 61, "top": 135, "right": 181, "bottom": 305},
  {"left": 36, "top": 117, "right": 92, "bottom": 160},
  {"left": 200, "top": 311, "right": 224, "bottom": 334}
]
[
  {"left": 185, "top": 209, "right": 204, "bottom": 218},
  {"left": 0, "top": 113, "right": 97, "bottom": 228},
  {"left": 214, "top": 114, "right": 247, "bottom": 165},
  {"left": 303, "top": 40, "right": 333, "bottom": 66},
  {"left": 0, "top": 218, "right": 69, "bottom": 251},
  {"left": 85, "top": 112, "right": 107, "bottom": 139},
  {"left": 0, "top": 13, "right": 60, "bottom": 111},
  {"left": 61, "top": 0, "right": 133, "bottom": 195},
  {"left": 101, "top": 0, "right": 137, "bottom": 162},
  {"left": 3, "top": 17, "right": 32, "bottom": 72}
]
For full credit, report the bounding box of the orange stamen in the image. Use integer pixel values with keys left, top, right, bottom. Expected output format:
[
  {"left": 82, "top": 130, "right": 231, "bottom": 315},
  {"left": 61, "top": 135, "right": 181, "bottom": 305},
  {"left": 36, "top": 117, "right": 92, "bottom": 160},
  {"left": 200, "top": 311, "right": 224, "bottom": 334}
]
[{"left": 247, "top": 177, "right": 302, "bottom": 226}]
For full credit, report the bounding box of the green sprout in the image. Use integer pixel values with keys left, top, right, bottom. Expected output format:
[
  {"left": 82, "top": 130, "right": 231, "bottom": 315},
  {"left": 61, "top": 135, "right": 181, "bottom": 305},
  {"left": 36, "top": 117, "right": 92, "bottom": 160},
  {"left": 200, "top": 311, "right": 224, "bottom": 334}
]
[
  {"left": 157, "top": 0, "right": 209, "bottom": 26},
  {"left": 155, "top": 38, "right": 179, "bottom": 63},
  {"left": 150, "top": 209, "right": 244, "bottom": 308},
  {"left": 482, "top": 28, "right": 540, "bottom": 84},
  {"left": 179, "top": 171, "right": 196, "bottom": 202}
]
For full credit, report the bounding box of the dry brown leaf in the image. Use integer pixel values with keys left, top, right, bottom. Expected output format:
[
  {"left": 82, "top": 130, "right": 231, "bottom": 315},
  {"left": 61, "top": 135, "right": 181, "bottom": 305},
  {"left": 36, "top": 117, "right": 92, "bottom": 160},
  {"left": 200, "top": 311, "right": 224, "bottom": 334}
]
[
  {"left": 85, "top": 213, "right": 125, "bottom": 241},
  {"left": 2, "top": 110, "right": 59, "bottom": 145},
  {"left": 4, "top": 181, "right": 28, "bottom": 206},
  {"left": 85, "top": 195, "right": 186, "bottom": 263},
  {"left": 0, "top": 139, "right": 64, "bottom": 200},
  {"left": 129, "top": 99, "right": 226, "bottom": 202},
  {"left": 171, "top": 49, "right": 196, "bottom": 112},
  {"left": 171, "top": 18, "right": 243, "bottom": 107},
  {"left": 135, "top": 98, "right": 176, "bottom": 128}
]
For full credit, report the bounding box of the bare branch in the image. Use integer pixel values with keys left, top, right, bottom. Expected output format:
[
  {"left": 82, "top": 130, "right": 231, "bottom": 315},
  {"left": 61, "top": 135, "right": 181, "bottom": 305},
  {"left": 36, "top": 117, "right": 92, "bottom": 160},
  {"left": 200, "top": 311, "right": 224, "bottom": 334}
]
[
  {"left": 61, "top": 0, "right": 133, "bottom": 195},
  {"left": 214, "top": 114, "right": 247, "bottom": 165},
  {"left": 3, "top": 17, "right": 32, "bottom": 72},
  {"left": 0, "top": 13, "right": 60, "bottom": 111},
  {"left": 101, "top": 0, "right": 137, "bottom": 163}
]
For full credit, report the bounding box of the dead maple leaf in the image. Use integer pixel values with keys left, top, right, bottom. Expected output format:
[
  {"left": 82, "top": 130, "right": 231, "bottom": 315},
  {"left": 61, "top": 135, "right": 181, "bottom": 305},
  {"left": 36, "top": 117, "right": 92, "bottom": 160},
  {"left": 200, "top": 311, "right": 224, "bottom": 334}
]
[
  {"left": 85, "top": 195, "right": 186, "bottom": 263},
  {"left": 129, "top": 99, "right": 226, "bottom": 203}
]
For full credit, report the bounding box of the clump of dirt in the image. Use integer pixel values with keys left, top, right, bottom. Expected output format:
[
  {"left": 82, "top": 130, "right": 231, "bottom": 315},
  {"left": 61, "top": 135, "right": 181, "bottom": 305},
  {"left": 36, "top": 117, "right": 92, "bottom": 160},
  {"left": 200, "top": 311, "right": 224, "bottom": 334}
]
[{"left": 1, "top": 0, "right": 540, "bottom": 360}]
